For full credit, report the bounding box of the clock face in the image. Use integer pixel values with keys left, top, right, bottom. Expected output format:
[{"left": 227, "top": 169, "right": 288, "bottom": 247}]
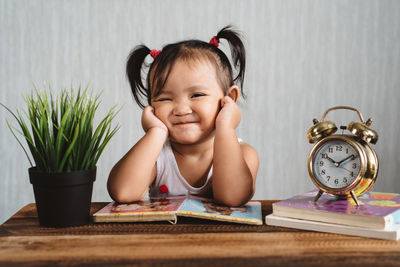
[{"left": 312, "top": 139, "right": 361, "bottom": 189}]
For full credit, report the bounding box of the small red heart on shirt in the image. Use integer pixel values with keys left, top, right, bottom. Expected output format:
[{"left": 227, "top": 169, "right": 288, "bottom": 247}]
[{"left": 159, "top": 185, "right": 168, "bottom": 193}]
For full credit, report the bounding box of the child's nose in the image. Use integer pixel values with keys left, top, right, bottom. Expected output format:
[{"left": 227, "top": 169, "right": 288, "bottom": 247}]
[{"left": 173, "top": 101, "right": 192, "bottom": 116}]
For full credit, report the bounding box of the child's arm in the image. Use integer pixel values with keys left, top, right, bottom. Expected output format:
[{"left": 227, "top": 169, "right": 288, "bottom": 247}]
[
  {"left": 212, "top": 96, "right": 259, "bottom": 207},
  {"left": 107, "top": 106, "right": 168, "bottom": 203}
]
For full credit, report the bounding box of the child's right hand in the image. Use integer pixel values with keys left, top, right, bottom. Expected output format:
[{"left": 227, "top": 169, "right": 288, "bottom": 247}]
[{"left": 141, "top": 106, "right": 168, "bottom": 134}]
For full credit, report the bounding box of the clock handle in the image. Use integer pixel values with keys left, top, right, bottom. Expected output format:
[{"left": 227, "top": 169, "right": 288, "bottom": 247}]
[
  {"left": 321, "top": 106, "right": 365, "bottom": 123},
  {"left": 319, "top": 106, "right": 378, "bottom": 144}
]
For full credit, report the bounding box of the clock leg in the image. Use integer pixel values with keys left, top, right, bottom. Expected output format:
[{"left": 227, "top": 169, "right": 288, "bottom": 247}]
[
  {"left": 350, "top": 190, "right": 360, "bottom": 206},
  {"left": 313, "top": 190, "right": 324, "bottom": 203}
]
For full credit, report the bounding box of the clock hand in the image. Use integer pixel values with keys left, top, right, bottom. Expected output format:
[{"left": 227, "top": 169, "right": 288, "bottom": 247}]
[
  {"left": 325, "top": 156, "right": 340, "bottom": 167},
  {"left": 337, "top": 155, "right": 356, "bottom": 166},
  {"left": 338, "top": 166, "right": 352, "bottom": 174},
  {"left": 325, "top": 156, "right": 337, "bottom": 165}
]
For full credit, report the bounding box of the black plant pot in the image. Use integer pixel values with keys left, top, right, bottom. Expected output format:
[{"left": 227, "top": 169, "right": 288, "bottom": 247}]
[{"left": 29, "top": 167, "right": 96, "bottom": 228}]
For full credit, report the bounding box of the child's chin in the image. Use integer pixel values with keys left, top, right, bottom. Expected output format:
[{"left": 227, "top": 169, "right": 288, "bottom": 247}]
[
  {"left": 169, "top": 134, "right": 205, "bottom": 145},
  {"left": 170, "top": 137, "right": 199, "bottom": 145}
]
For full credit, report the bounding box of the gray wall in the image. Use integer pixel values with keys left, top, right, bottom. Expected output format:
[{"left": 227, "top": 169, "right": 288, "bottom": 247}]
[{"left": 1, "top": 0, "right": 399, "bottom": 224}]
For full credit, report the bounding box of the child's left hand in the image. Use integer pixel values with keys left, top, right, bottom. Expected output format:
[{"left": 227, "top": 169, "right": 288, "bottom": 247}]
[{"left": 215, "top": 96, "right": 241, "bottom": 129}]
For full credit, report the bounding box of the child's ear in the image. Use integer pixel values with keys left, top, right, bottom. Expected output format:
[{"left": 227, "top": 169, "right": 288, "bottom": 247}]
[{"left": 227, "top": 85, "right": 240, "bottom": 103}]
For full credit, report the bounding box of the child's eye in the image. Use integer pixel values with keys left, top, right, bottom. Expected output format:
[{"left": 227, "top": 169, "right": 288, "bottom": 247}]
[
  {"left": 191, "top": 93, "right": 205, "bottom": 98},
  {"left": 156, "top": 98, "right": 172, "bottom": 102}
]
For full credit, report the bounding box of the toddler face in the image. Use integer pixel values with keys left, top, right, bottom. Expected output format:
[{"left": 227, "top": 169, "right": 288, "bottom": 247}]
[{"left": 151, "top": 59, "right": 225, "bottom": 144}]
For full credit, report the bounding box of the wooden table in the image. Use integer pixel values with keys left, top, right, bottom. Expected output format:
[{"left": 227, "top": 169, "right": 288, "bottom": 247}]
[{"left": 1, "top": 201, "right": 400, "bottom": 266}]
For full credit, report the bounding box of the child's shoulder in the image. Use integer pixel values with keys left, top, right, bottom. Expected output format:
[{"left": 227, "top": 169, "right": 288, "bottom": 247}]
[
  {"left": 239, "top": 141, "right": 258, "bottom": 157},
  {"left": 239, "top": 141, "right": 259, "bottom": 177}
]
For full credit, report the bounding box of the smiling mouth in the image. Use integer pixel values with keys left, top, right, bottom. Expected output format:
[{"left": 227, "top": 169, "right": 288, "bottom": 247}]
[{"left": 173, "top": 122, "right": 197, "bottom": 126}]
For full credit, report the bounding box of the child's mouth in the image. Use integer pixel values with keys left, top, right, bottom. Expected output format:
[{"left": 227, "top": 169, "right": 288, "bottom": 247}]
[
  {"left": 173, "top": 121, "right": 198, "bottom": 127},
  {"left": 173, "top": 120, "right": 197, "bottom": 125}
]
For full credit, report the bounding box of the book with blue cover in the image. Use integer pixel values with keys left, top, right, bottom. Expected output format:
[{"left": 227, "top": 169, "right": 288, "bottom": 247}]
[
  {"left": 93, "top": 196, "right": 262, "bottom": 225},
  {"left": 272, "top": 190, "right": 400, "bottom": 230}
]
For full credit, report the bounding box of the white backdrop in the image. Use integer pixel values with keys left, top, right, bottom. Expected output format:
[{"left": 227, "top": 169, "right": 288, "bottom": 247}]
[{"left": 1, "top": 0, "right": 399, "bottom": 224}]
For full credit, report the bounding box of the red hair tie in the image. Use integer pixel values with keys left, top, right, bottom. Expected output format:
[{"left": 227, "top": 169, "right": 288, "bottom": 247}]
[
  {"left": 150, "top": 49, "right": 161, "bottom": 59},
  {"left": 209, "top": 36, "right": 219, "bottom": 47}
]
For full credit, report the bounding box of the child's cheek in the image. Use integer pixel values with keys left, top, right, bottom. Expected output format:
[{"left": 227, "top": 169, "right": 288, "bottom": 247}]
[
  {"left": 154, "top": 106, "right": 168, "bottom": 124},
  {"left": 153, "top": 108, "right": 161, "bottom": 119}
]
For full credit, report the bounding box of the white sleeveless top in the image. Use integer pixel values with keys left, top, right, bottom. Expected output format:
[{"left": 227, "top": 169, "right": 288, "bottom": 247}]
[{"left": 149, "top": 140, "right": 213, "bottom": 198}]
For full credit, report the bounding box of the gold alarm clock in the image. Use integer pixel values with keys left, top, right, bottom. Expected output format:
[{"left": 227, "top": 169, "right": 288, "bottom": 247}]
[{"left": 307, "top": 106, "right": 379, "bottom": 205}]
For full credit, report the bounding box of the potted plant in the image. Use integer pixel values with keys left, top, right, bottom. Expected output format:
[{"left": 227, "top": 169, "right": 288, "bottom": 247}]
[{"left": 2, "top": 86, "right": 119, "bottom": 227}]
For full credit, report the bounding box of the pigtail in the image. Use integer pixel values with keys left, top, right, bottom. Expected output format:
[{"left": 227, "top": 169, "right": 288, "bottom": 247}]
[
  {"left": 126, "top": 45, "right": 151, "bottom": 109},
  {"left": 216, "top": 26, "right": 246, "bottom": 96}
]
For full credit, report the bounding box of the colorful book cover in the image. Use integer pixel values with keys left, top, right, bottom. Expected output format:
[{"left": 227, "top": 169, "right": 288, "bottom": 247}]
[
  {"left": 273, "top": 190, "right": 400, "bottom": 229},
  {"left": 177, "top": 196, "right": 263, "bottom": 225},
  {"left": 93, "top": 196, "right": 263, "bottom": 225},
  {"left": 93, "top": 196, "right": 185, "bottom": 223}
]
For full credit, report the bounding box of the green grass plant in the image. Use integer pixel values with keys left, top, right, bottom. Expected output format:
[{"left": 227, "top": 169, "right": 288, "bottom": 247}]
[{"left": 1, "top": 85, "right": 120, "bottom": 172}]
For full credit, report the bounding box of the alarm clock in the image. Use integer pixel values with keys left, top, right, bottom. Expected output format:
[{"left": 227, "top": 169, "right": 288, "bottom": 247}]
[{"left": 307, "top": 106, "right": 379, "bottom": 205}]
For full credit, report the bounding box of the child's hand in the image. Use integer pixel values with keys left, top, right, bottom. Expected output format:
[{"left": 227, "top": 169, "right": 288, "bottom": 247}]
[
  {"left": 142, "top": 106, "right": 168, "bottom": 133},
  {"left": 215, "top": 96, "right": 241, "bottom": 129}
]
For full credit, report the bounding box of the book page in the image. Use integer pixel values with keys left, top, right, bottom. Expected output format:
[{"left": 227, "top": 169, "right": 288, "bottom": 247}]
[
  {"left": 177, "top": 196, "right": 263, "bottom": 225},
  {"left": 93, "top": 196, "right": 186, "bottom": 222},
  {"left": 110, "top": 196, "right": 185, "bottom": 214}
]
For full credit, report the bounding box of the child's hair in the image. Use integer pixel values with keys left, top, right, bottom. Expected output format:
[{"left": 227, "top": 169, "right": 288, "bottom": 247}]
[{"left": 126, "top": 25, "right": 246, "bottom": 108}]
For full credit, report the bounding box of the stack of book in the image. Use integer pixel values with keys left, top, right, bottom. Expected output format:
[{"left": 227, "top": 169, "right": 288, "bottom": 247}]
[{"left": 265, "top": 190, "right": 400, "bottom": 240}]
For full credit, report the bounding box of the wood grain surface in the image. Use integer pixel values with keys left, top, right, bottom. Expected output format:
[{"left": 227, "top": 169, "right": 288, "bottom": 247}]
[{"left": 1, "top": 202, "right": 400, "bottom": 266}]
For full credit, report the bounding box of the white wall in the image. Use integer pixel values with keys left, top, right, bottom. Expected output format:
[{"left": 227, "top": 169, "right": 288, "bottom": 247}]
[{"left": 1, "top": 0, "right": 399, "bottom": 223}]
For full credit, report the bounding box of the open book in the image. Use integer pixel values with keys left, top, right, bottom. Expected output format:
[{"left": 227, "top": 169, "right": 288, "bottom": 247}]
[{"left": 93, "top": 196, "right": 263, "bottom": 225}]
